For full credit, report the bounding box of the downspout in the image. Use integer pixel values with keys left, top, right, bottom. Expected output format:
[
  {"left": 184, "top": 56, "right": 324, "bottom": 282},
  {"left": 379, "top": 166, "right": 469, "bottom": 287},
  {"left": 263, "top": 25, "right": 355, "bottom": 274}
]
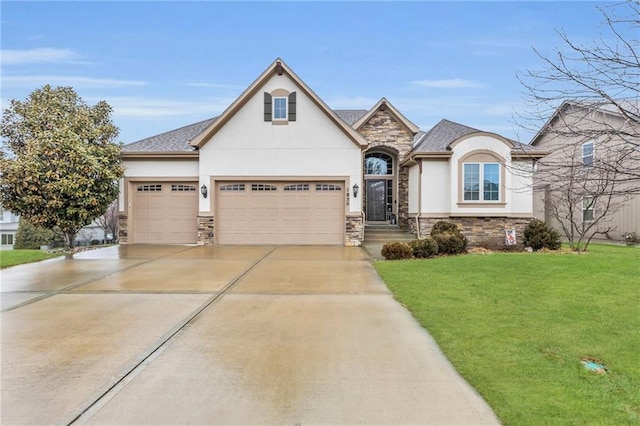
[{"left": 416, "top": 158, "right": 423, "bottom": 239}]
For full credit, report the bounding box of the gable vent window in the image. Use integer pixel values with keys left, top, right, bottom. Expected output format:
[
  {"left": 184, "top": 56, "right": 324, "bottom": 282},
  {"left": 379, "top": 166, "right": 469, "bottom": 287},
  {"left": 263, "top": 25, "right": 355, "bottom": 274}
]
[
  {"left": 316, "top": 184, "right": 342, "bottom": 192},
  {"left": 220, "top": 184, "right": 245, "bottom": 191},
  {"left": 171, "top": 184, "right": 196, "bottom": 192},
  {"left": 284, "top": 184, "right": 309, "bottom": 191},
  {"left": 137, "top": 184, "right": 162, "bottom": 192},
  {"left": 251, "top": 184, "right": 277, "bottom": 191},
  {"left": 273, "top": 97, "right": 287, "bottom": 120},
  {"left": 264, "top": 91, "right": 296, "bottom": 123}
]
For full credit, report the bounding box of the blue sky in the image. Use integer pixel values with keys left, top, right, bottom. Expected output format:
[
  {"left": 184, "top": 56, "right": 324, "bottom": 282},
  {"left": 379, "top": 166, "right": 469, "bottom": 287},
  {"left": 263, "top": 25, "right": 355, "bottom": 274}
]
[{"left": 1, "top": 1, "right": 614, "bottom": 144}]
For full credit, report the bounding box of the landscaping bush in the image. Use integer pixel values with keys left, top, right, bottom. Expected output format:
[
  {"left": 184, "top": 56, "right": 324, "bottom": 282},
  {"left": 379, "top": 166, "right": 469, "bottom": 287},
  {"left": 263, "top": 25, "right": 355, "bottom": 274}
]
[
  {"left": 432, "top": 233, "right": 467, "bottom": 255},
  {"left": 430, "top": 221, "right": 461, "bottom": 235},
  {"left": 381, "top": 242, "right": 413, "bottom": 260},
  {"left": 14, "top": 221, "right": 57, "bottom": 250},
  {"left": 430, "top": 221, "right": 467, "bottom": 255},
  {"left": 523, "top": 219, "right": 561, "bottom": 251},
  {"left": 410, "top": 237, "right": 439, "bottom": 258}
]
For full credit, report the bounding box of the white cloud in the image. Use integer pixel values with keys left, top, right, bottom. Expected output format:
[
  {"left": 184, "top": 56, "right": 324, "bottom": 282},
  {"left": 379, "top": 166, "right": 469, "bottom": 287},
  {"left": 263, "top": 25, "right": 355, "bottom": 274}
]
[
  {"left": 2, "top": 75, "right": 147, "bottom": 89},
  {"left": 413, "top": 79, "right": 485, "bottom": 89},
  {"left": 1, "top": 48, "right": 80, "bottom": 64}
]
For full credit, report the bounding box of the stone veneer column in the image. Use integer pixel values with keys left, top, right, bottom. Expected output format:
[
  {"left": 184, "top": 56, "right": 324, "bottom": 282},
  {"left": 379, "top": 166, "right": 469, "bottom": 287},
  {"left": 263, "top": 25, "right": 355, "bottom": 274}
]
[
  {"left": 357, "top": 109, "right": 414, "bottom": 229},
  {"left": 345, "top": 214, "right": 364, "bottom": 246},
  {"left": 118, "top": 213, "right": 128, "bottom": 244},
  {"left": 197, "top": 216, "right": 215, "bottom": 246}
]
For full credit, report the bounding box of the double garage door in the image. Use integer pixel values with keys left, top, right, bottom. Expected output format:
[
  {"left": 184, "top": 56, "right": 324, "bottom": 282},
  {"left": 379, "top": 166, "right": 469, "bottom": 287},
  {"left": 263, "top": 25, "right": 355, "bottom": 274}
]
[
  {"left": 216, "top": 181, "right": 344, "bottom": 245},
  {"left": 132, "top": 182, "right": 198, "bottom": 244}
]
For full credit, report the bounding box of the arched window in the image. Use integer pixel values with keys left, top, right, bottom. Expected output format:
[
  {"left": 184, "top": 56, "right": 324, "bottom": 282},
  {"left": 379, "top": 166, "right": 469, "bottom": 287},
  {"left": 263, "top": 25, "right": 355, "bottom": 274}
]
[{"left": 365, "top": 153, "right": 393, "bottom": 175}]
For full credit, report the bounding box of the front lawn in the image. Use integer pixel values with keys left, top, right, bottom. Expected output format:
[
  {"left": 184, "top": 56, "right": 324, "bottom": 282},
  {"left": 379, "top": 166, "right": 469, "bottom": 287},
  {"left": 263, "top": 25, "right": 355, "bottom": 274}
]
[
  {"left": 1, "top": 250, "right": 62, "bottom": 269},
  {"left": 375, "top": 244, "right": 640, "bottom": 425}
]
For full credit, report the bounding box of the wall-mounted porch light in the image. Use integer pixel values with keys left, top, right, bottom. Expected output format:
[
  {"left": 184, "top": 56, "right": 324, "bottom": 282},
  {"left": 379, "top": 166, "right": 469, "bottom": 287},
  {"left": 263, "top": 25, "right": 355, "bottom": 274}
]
[
  {"left": 352, "top": 183, "right": 359, "bottom": 198},
  {"left": 201, "top": 184, "right": 208, "bottom": 198}
]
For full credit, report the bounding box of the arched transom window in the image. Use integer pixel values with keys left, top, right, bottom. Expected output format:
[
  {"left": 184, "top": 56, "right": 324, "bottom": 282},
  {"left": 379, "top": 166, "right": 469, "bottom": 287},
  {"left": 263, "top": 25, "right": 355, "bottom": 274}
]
[{"left": 365, "top": 153, "right": 393, "bottom": 175}]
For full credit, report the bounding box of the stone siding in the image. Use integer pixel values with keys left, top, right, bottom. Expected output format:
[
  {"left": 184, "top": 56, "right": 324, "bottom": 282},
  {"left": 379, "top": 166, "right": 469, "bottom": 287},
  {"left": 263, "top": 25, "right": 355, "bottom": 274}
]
[
  {"left": 197, "top": 216, "right": 215, "bottom": 246},
  {"left": 345, "top": 215, "right": 364, "bottom": 246},
  {"left": 118, "top": 213, "right": 128, "bottom": 244},
  {"left": 409, "top": 216, "right": 533, "bottom": 249},
  {"left": 357, "top": 109, "right": 414, "bottom": 229}
]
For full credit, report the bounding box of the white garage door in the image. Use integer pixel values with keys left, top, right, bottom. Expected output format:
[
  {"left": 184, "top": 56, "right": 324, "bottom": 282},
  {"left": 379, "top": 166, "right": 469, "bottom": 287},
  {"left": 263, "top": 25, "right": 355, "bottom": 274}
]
[
  {"left": 216, "top": 182, "right": 344, "bottom": 245},
  {"left": 132, "top": 182, "right": 198, "bottom": 244}
]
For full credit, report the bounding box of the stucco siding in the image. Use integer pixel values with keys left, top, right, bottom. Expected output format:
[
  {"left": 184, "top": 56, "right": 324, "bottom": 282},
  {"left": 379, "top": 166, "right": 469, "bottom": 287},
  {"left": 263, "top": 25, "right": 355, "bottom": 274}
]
[
  {"left": 198, "top": 74, "right": 362, "bottom": 214},
  {"left": 408, "top": 164, "right": 419, "bottom": 214},
  {"left": 420, "top": 160, "right": 450, "bottom": 214}
]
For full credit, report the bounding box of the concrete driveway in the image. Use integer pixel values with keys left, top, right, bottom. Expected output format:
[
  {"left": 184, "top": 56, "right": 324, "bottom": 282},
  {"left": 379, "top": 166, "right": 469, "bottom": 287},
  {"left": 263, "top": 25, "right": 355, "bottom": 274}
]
[{"left": 1, "top": 245, "right": 499, "bottom": 425}]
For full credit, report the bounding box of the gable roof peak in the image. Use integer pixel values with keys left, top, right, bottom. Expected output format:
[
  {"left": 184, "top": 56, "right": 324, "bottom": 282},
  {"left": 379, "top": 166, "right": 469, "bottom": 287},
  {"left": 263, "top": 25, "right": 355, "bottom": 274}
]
[
  {"left": 188, "top": 58, "right": 368, "bottom": 149},
  {"left": 353, "top": 97, "right": 419, "bottom": 135}
]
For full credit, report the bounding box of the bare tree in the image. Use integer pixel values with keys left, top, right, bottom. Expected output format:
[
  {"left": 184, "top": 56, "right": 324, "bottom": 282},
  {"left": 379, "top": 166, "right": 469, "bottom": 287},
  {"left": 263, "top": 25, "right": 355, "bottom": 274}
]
[
  {"left": 518, "top": 1, "right": 640, "bottom": 250},
  {"left": 96, "top": 200, "right": 119, "bottom": 243}
]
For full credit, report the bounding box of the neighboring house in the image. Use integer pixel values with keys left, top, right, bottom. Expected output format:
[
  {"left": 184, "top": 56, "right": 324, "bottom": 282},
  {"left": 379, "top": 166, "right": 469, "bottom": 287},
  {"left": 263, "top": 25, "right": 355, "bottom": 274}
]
[
  {"left": 531, "top": 101, "right": 640, "bottom": 242},
  {"left": 0, "top": 206, "right": 20, "bottom": 249},
  {"left": 0, "top": 206, "right": 107, "bottom": 249},
  {"left": 120, "top": 58, "right": 546, "bottom": 247}
]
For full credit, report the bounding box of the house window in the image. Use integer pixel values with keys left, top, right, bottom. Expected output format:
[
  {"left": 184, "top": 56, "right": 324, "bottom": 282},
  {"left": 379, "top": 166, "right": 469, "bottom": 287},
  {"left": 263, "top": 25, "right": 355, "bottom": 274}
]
[
  {"left": 283, "top": 184, "right": 309, "bottom": 191},
  {"left": 463, "top": 163, "right": 500, "bottom": 202},
  {"left": 137, "top": 184, "right": 162, "bottom": 192},
  {"left": 583, "top": 197, "right": 594, "bottom": 222},
  {"left": 1, "top": 233, "right": 14, "bottom": 245},
  {"left": 582, "top": 141, "right": 594, "bottom": 167},
  {"left": 273, "top": 98, "right": 287, "bottom": 120},
  {"left": 264, "top": 92, "right": 296, "bottom": 122},
  {"left": 251, "top": 184, "right": 277, "bottom": 191},
  {"left": 219, "top": 184, "right": 245, "bottom": 191},
  {"left": 364, "top": 153, "right": 393, "bottom": 175},
  {"left": 171, "top": 184, "right": 196, "bottom": 192},
  {"left": 316, "top": 184, "right": 342, "bottom": 191}
]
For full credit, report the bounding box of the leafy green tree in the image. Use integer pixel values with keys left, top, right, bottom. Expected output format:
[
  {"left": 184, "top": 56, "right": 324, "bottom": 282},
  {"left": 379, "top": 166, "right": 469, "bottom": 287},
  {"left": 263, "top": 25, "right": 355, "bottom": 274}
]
[{"left": 0, "top": 85, "right": 123, "bottom": 253}]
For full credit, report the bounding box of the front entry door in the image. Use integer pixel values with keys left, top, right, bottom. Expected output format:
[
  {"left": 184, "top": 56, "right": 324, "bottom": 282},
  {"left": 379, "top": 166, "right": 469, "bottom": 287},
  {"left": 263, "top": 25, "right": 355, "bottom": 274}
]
[{"left": 366, "top": 180, "right": 387, "bottom": 221}]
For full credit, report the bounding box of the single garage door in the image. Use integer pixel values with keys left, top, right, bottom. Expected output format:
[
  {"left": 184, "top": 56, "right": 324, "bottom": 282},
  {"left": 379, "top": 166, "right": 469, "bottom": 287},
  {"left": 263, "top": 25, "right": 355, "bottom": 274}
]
[
  {"left": 132, "top": 182, "right": 198, "bottom": 244},
  {"left": 216, "top": 182, "right": 344, "bottom": 245}
]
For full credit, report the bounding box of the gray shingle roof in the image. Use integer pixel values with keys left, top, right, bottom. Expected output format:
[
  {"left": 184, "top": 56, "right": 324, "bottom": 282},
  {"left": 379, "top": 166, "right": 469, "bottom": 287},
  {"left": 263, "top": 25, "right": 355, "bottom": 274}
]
[
  {"left": 121, "top": 117, "right": 217, "bottom": 152},
  {"left": 333, "top": 109, "right": 368, "bottom": 125},
  {"left": 122, "top": 113, "right": 544, "bottom": 155},
  {"left": 122, "top": 110, "right": 368, "bottom": 152},
  {"left": 412, "top": 119, "right": 480, "bottom": 153}
]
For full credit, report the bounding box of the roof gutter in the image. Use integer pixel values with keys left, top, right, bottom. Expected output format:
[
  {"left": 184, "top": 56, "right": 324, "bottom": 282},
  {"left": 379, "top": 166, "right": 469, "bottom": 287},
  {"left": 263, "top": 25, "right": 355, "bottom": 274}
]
[{"left": 121, "top": 151, "right": 199, "bottom": 160}]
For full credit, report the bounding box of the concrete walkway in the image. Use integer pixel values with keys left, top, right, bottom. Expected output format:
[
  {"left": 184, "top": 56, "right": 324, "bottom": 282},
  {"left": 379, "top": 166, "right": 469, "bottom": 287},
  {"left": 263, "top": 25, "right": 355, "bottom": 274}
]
[{"left": 1, "top": 245, "right": 499, "bottom": 425}]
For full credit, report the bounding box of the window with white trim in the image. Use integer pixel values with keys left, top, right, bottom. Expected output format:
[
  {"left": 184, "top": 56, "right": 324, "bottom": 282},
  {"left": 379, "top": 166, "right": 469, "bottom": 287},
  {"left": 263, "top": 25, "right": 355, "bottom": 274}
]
[
  {"left": 583, "top": 197, "right": 594, "bottom": 222},
  {"left": 1, "top": 233, "right": 14, "bottom": 245},
  {"left": 582, "top": 141, "right": 594, "bottom": 167},
  {"left": 273, "top": 97, "right": 287, "bottom": 120},
  {"left": 463, "top": 163, "right": 500, "bottom": 202}
]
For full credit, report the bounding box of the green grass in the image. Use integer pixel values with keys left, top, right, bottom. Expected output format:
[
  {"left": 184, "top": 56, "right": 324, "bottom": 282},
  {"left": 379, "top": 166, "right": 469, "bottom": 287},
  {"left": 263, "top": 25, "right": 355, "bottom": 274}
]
[
  {"left": 1, "top": 249, "right": 62, "bottom": 269},
  {"left": 375, "top": 244, "right": 640, "bottom": 425}
]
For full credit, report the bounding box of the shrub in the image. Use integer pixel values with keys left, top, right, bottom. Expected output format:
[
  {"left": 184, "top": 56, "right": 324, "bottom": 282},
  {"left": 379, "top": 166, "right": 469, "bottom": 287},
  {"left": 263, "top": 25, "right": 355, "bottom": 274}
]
[
  {"left": 430, "top": 221, "right": 461, "bottom": 235},
  {"left": 523, "top": 219, "right": 561, "bottom": 251},
  {"left": 432, "top": 233, "right": 467, "bottom": 255},
  {"left": 430, "top": 221, "right": 467, "bottom": 255},
  {"left": 381, "top": 242, "right": 413, "bottom": 260},
  {"left": 410, "top": 237, "right": 439, "bottom": 258},
  {"left": 14, "top": 221, "right": 57, "bottom": 249}
]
